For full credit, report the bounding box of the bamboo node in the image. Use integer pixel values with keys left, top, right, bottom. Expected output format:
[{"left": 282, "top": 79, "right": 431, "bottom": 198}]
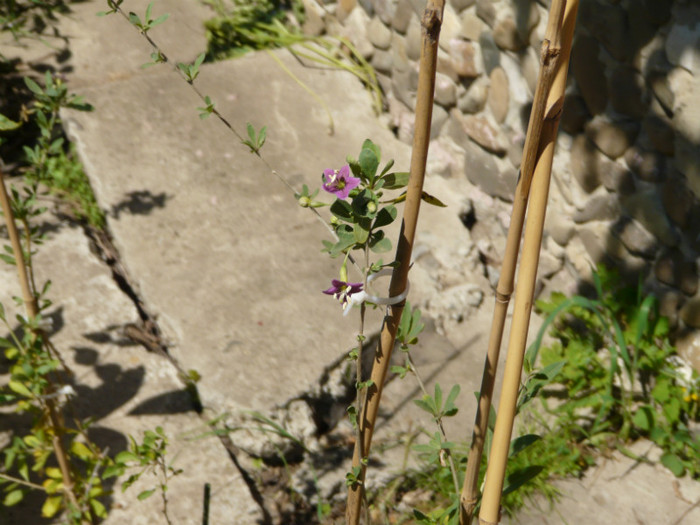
[
  {"left": 495, "top": 291, "right": 511, "bottom": 303},
  {"left": 421, "top": 6, "right": 442, "bottom": 40}
]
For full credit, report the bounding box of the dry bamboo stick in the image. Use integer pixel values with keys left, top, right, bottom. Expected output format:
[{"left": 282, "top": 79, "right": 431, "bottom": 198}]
[
  {"left": 459, "top": 0, "right": 567, "bottom": 522},
  {"left": 478, "top": 1, "right": 579, "bottom": 523},
  {"left": 345, "top": 1, "right": 445, "bottom": 522}
]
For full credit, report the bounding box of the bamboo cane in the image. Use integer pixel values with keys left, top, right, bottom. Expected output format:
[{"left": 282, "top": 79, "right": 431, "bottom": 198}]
[
  {"left": 478, "top": 1, "right": 579, "bottom": 524},
  {"left": 459, "top": 0, "right": 567, "bottom": 522},
  {"left": 0, "top": 168, "right": 86, "bottom": 521},
  {"left": 345, "top": 1, "right": 445, "bottom": 522}
]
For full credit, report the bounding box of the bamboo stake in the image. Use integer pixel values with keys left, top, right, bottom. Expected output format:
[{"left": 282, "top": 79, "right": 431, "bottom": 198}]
[
  {"left": 478, "top": 1, "right": 579, "bottom": 523},
  {"left": 345, "top": 1, "right": 445, "bottom": 522},
  {"left": 0, "top": 168, "right": 85, "bottom": 521},
  {"left": 459, "top": 0, "right": 567, "bottom": 522}
]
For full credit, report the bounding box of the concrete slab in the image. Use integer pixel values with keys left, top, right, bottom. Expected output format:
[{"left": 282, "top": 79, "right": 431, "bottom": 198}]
[
  {"left": 57, "top": 0, "right": 212, "bottom": 86},
  {"left": 62, "top": 46, "right": 419, "bottom": 415},
  {"left": 0, "top": 213, "right": 261, "bottom": 524},
  {"left": 503, "top": 440, "right": 700, "bottom": 525}
]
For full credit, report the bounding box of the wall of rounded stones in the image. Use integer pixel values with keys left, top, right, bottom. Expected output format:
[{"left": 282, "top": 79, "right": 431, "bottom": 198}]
[{"left": 300, "top": 0, "right": 700, "bottom": 335}]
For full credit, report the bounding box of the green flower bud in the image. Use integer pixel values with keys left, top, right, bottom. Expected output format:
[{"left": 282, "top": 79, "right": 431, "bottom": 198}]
[
  {"left": 367, "top": 201, "right": 377, "bottom": 214},
  {"left": 330, "top": 215, "right": 339, "bottom": 225},
  {"left": 298, "top": 196, "right": 311, "bottom": 208}
]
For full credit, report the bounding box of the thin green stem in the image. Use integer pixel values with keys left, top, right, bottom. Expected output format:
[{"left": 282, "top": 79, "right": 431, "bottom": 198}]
[
  {"left": 405, "top": 352, "right": 460, "bottom": 495},
  {"left": 0, "top": 472, "right": 46, "bottom": 491}
]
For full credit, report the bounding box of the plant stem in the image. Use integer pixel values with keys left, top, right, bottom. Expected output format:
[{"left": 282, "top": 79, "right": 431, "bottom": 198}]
[
  {"left": 478, "top": 2, "right": 578, "bottom": 523},
  {"left": 0, "top": 167, "right": 87, "bottom": 523},
  {"left": 405, "top": 352, "right": 459, "bottom": 495},
  {"left": 459, "top": 0, "right": 569, "bottom": 521},
  {"left": 345, "top": 2, "right": 444, "bottom": 522},
  {"left": 0, "top": 472, "right": 46, "bottom": 491}
]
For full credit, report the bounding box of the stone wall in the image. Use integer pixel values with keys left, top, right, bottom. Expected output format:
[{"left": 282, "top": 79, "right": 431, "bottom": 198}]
[{"left": 301, "top": 0, "right": 700, "bottom": 335}]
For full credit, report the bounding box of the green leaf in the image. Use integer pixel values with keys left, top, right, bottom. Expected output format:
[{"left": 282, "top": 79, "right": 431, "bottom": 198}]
[
  {"left": 0, "top": 114, "right": 20, "bottom": 131},
  {"left": 373, "top": 205, "right": 397, "bottom": 228},
  {"left": 632, "top": 405, "right": 655, "bottom": 432},
  {"left": 137, "top": 489, "right": 156, "bottom": 501},
  {"left": 660, "top": 452, "right": 685, "bottom": 477},
  {"left": 41, "top": 495, "right": 62, "bottom": 518},
  {"left": 24, "top": 77, "right": 43, "bottom": 96},
  {"left": 3, "top": 489, "right": 24, "bottom": 506},
  {"left": 90, "top": 498, "right": 107, "bottom": 518},
  {"left": 9, "top": 381, "right": 32, "bottom": 397},
  {"left": 382, "top": 172, "right": 410, "bottom": 189},
  {"left": 152, "top": 13, "right": 170, "bottom": 28},
  {"left": 379, "top": 158, "right": 395, "bottom": 178},
  {"left": 330, "top": 199, "right": 353, "bottom": 222},
  {"left": 115, "top": 450, "right": 139, "bottom": 465},
  {"left": 509, "top": 434, "right": 540, "bottom": 458},
  {"left": 502, "top": 465, "right": 544, "bottom": 496},
  {"left": 421, "top": 191, "right": 447, "bottom": 207},
  {"left": 369, "top": 235, "right": 391, "bottom": 253},
  {"left": 443, "top": 384, "right": 461, "bottom": 417},
  {"left": 359, "top": 145, "right": 379, "bottom": 181},
  {"left": 353, "top": 220, "right": 370, "bottom": 244},
  {"left": 70, "top": 441, "right": 93, "bottom": 460}
]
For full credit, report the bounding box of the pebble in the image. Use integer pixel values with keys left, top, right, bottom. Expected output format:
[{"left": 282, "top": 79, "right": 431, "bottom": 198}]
[
  {"left": 560, "top": 95, "right": 590, "bottom": 135},
  {"left": 391, "top": 0, "right": 414, "bottom": 34},
  {"left": 371, "top": 49, "right": 393, "bottom": 74},
  {"left": 621, "top": 189, "right": 680, "bottom": 247},
  {"left": 624, "top": 147, "right": 666, "bottom": 183},
  {"left": 578, "top": 0, "right": 630, "bottom": 61},
  {"left": 457, "top": 75, "right": 489, "bottom": 113},
  {"left": 572, "top": 34, "right": 608, "bottom": 116},
  {"left": 434, "top": 72, "right": 458, "bottom": 107},
  {"left": 493, "top": 16, "right": 527, "bottom": 52},
  {"left": 459, "top": 114, "right": 507, "bottom": 155},
  {"left": 648, "top": 73, "right": 675, "bottom": 117},
  {"left": 612, "top": 217, "right": 657, "bottom": 259},
  {"left": 681, "top": 299, "right": 700, "bottom": 329},
  {"left": 448, "top": 39, "right": 481, "bottom": 78},
  {"left": 475, "top": 0, "right": 496, "bottom": 27},
  {"left": 431, "top": 104, "right": 449, "bottom": 139},
  {"left": 661, "top": 171, "right": 696, "bottom": 228},
  {"left": 570, "top": 134, "right": 602, "bottom": 193},
  {"left": 585, "top": 117, "right": 639, "bottom": 160},
  {"left": 573, "top": 192, "right": 621, "bottom": 224},
  {"left": 343, "top": 8, "right": 374, "bottom": 59},
  {"left": 405, "top": 14, "right": 422, "bottom": 61},
  {"left": 609, "top": 66, "right": 649, "bottom": 119},
  {"left": 449, "top": 0, "right": 476, "bottom": 12},
  {"left": 487, "top": 66, "right": 509, "bottom": 123},
  {"left": 368, "top": 16, "right": 393, "bottom": 49},
  {"left": 479, "top": 31, "right": 500, "bottom": 74},
  {"left": 461, "top": 10, "right": 486, "bottom": 41},
  {"left": 440, "top": 4, "right": 463, "bottom": 52},
  {"left": 666, "top": 19, "right": 700, "bottom": 74},
  {"left": 642, "top": 0, "right": 672, "bottom": 26},
  {"left": 655, "top": 250, "right": 699, "bottom": 297},
  {"left": 457, "top": 135, "right": 513, "bottom": 200},
  {"left": 643, "top": 114, "right": 675, "bottom": 156},
  {"left": 336, "top": 0, "right": 357, "bottom": 22}
]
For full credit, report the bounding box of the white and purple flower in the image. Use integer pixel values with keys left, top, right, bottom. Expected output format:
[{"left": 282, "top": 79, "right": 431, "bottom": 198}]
[
  {"left": 322, "top": 165, "right": 360, "bottom": 200},
  {"left": 323, "top": 279, "right": 365, "bottom": 315}
]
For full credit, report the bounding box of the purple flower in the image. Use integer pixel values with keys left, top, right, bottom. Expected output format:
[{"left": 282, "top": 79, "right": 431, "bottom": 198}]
[
  {"left": 322, "top": 165, "right": 360, "bottom": 200},
  {"left": 323, "top": 279, "right": 364, "bottom": 313}
]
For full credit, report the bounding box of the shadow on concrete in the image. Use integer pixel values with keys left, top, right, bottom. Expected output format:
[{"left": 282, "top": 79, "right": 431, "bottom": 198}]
[
  {"left": 111, "top": 190, "right": 171, "bottom": 219},
  {"left": 0, "top": 321, "right": 198, "bottom": 522}
]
